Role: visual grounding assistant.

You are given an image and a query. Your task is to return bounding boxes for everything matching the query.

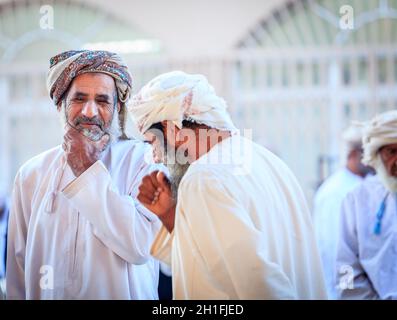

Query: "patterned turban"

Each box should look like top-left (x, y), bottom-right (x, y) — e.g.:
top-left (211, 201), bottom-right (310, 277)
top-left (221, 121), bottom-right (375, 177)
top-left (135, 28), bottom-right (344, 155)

top-left (128, 71), bottom-right (237, 139)
top-left (362, 110), bottom-right (397, 167)
top-left (47, 50), bottom-right (132, 106)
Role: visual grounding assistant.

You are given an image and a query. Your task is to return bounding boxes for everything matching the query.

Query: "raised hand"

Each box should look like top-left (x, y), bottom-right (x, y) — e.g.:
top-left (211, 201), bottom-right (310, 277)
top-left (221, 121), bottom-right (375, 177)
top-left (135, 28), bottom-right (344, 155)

top-left (138, 170), bottom-right (176, 232)
top-left (63, 125), bottom-right (110, 177)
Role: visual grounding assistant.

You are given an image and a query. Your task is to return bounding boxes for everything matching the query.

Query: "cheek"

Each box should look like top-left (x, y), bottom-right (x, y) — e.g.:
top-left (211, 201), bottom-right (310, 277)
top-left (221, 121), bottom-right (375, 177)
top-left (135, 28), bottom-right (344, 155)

top-left (150, 140), bottom-right (165, 162)
top-left (66, 107), bottom-right (79, 122)
top-left (390, 157), bottom-right (397, 173)
top-left (99, 109), bottom-right (113, 124)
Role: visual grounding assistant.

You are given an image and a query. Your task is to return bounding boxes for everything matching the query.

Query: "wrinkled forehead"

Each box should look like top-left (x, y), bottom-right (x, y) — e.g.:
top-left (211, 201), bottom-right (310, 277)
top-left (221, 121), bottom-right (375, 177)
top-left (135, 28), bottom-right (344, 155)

top-left (68, 72), bottom-right (116, 96)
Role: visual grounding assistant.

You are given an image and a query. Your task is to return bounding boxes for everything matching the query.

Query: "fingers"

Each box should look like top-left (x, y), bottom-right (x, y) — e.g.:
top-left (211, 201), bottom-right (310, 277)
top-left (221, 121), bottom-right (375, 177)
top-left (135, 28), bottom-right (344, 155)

top-left (156, 171), bottom-right (170, 188)
top-left (97, 134), bottom-right (110, 151)
top-left (137, 193), bottom-right (153, 205)
top-left (139, 171), bottom-right (165, 206)
top-left (64, 124), bottom-right (81, 139)
top-left (149, 171), bottom-right (162, 191)
top-left (138, 188), bottom-right (161, 205)
top-left (141, 174), bottom-right (157, 193)
top-left (138, 186), bottom-right (158, 199)
top-left (101, 134), bottom-right (110, 144)
top-left (64, 126), bottom-right (84, 148)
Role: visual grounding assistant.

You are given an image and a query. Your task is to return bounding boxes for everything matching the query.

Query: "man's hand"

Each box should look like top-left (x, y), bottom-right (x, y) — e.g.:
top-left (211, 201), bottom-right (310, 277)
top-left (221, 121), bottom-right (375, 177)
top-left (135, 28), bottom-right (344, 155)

top-left (138, 170), bottom-right (176, 233)
top-left (63, 125), bottom-right (110, 177)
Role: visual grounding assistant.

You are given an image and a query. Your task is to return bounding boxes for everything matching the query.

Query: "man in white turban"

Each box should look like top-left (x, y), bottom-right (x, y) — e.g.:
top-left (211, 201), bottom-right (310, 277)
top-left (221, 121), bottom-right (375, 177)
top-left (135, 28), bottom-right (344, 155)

top-left (129, 71), bottom-right (327, 299)
top-left (6, 50), bottom-right (162, 299)
top-left (313, 123), bottom-right (372, 299)
top-left (336, 110), bottom-right (397, 299)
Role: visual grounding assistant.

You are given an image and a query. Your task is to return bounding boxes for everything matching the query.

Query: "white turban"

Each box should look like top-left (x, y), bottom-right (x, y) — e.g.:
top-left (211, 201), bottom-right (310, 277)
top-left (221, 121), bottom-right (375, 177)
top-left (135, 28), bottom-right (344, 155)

top-left (339, 122), bottom-right (364, 164)
top-left (362, 110), bottom-right (397, 167)
top-left (128, 71), bottom-right (237, 138)
top-left (342, 122), bottom-right (363, 146)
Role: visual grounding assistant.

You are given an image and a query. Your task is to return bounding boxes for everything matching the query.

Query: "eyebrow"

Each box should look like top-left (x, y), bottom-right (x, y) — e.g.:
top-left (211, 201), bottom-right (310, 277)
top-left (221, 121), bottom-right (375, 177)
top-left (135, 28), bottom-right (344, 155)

top-left (143, 133), bottom-right (157, 144)
top-left (95, 94), bottom-right (112, 101)
top-left (72, 91), bottom-right (89, 98)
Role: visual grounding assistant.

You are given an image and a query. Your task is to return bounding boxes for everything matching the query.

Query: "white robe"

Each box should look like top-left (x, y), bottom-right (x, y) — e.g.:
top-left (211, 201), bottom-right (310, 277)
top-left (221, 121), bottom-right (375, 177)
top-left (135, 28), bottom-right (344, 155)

top-left (152, 135), bottom-right (327, 299)
top-left (313, 168), bottom-right (363, 299)
top-left (6, 139), bottom-right (162, 299)
top-left (336, 175), bottom-right (397, 299)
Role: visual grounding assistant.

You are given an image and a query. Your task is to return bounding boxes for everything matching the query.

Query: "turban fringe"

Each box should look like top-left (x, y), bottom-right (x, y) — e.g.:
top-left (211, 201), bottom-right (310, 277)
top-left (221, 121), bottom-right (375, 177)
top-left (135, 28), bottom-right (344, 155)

top-left (47, 50), bottom-right (132, 106)
top-left (128, 71), bottom-right (237, 139)
top-left (362, 110), bottom-right (397, 167)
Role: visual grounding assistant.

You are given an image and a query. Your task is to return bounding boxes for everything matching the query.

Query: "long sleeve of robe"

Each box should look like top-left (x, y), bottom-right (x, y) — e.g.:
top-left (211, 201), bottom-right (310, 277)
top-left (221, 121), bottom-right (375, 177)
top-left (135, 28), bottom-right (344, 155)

top-left (62, 160), bottom-right (158, 265)
top-left (152, 135), bottom-right (327, 300)
top-left (7, 140), bottom-right (162, 299)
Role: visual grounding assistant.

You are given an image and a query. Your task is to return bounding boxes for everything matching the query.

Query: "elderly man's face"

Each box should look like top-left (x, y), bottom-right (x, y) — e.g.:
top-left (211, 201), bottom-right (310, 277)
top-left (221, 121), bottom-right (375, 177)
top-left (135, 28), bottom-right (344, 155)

top-left (144, 130), bottom-right (166, 164)
top-left (62, 73), bottom-right (119, 140)
top-left (144, 121), bottom-right (192, 200)
top-left (379, 143), bottom-right (397, 177)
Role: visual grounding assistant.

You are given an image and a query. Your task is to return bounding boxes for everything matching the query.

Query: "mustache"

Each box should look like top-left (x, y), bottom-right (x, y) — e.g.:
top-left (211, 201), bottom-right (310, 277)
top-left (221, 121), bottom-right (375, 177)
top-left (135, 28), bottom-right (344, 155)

top-left (73, 116), bottom-right (105, 131)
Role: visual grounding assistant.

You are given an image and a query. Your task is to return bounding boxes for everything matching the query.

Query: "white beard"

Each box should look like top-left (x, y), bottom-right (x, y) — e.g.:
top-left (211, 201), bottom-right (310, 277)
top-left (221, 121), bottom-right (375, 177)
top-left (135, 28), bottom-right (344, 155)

top-left (373, 155), bottom-right (397, 192)
top-left (60, 102), bottom-right (121, 144)
top-left (164, 150), bottom-right (190, 201)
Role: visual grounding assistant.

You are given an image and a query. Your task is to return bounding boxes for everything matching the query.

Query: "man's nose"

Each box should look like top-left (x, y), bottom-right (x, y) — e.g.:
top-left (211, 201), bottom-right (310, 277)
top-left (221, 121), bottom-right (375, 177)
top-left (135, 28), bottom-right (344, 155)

top-left (81, 101), bottom-right (99, 118)
top-left (153, 151), bottom-right (162, 164)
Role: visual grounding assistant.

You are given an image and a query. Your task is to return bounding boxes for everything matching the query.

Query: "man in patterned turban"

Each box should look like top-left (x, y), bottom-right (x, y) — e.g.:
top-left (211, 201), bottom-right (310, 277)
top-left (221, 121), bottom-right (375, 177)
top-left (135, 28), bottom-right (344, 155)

top-left (6, 50), bottom-right (162, 299)
top-left (47, 50), bottom-right (133, 143)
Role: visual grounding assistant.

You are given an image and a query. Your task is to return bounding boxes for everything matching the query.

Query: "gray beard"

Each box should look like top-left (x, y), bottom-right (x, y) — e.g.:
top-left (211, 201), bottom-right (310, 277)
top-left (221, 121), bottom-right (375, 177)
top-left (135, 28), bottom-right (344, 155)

top-left (165, 160), bottom-right (190, 201)
top-left (60, 102), bottom-right (121, 144)
top-left (374, 155), bottom-right (397, 192)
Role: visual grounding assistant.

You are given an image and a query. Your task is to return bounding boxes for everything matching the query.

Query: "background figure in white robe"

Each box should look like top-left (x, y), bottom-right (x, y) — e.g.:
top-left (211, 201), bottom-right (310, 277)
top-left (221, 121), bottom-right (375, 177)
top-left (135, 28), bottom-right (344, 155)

top-left (336, 110), bottom-right (397, 299)
top-left (129, 71), bottom-right (327, 299)
top-left (313, 123), bottom-right (372, 299)
top-left (6, 50), bottom-right (161, 299)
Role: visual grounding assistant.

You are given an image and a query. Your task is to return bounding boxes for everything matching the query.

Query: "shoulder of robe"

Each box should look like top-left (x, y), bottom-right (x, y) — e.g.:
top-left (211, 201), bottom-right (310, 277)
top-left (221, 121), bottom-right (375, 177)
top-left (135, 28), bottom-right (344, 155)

top-left (343, 174), bottom-right (384, 207)
top-left (111, 138), bottom-right (155, 165)
top-left (179, 166), bottom-right (230, 196)
top-left (16, 145), bottom-right (63, 184)
top-left (314, 170), bottom-right (343, 200)
top-left (112, 138), bottom-right (148, 154)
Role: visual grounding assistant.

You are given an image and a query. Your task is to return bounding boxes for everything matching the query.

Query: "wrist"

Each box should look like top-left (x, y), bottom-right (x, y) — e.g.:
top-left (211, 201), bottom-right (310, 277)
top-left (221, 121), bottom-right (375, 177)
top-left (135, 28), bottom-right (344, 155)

top-left (159, 204), bottom-right (176, 233)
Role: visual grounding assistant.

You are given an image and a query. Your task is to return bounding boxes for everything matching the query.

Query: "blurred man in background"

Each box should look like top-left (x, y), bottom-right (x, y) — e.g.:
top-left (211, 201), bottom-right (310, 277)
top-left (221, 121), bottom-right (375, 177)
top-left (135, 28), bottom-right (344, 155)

top-left (6, 50), bottom-right (161, 299)
top-left (336, 110), bottom-right (397, 299)
top-left (130, 71), bottom-right (327, 299)
top-left (0, 185), bottom-right (9, 299)
top-left (313, 122), bottom-right (372, 299)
